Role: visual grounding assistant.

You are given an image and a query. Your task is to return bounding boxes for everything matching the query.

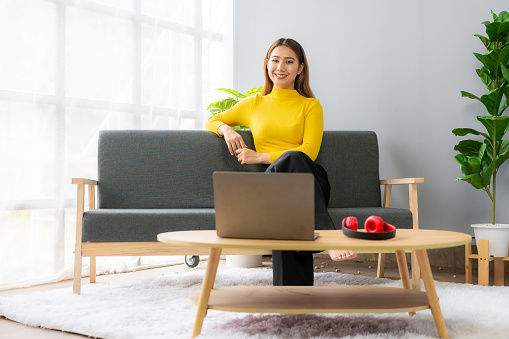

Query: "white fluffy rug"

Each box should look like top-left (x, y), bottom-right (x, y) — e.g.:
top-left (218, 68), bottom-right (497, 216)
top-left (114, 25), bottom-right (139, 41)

top-left (0, 268), bottom-right (508, 339)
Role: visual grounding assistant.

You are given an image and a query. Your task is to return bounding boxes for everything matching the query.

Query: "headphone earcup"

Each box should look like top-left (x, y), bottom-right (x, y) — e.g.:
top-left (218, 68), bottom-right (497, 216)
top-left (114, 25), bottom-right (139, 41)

top-left (342, 216), bottom-right (358, 231)
top-left (365, 216), bottom-right (385, 233)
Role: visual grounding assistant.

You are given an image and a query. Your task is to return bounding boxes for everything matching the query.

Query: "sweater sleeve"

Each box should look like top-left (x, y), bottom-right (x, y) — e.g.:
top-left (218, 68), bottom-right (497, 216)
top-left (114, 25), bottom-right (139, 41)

top-left (269, 99), bottom-right (324, 162)
top-left (205, 96), bottom-right (253, 135)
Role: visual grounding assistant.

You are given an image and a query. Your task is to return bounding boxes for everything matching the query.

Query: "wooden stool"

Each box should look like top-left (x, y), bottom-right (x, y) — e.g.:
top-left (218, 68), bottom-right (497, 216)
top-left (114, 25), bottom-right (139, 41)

top-left (465, 239), bottom-right (509, 286)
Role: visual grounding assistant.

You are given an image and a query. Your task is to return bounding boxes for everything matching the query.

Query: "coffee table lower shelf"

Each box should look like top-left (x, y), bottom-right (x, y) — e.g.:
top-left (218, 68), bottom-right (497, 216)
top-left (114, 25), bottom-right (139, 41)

top-left (190, 286), bottom-right (430, 314)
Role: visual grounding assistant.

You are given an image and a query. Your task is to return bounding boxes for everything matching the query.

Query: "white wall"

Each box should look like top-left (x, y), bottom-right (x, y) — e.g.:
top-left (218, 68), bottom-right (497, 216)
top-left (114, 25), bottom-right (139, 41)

top-left (234, 0), bottom-right (509, 234)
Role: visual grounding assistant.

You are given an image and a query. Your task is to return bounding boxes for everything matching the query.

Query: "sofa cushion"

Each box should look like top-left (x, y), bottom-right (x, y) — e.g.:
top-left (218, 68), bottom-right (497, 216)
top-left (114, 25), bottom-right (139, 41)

top-left (82, 209), bottom-right (215, 242)
top-left (82, 207), bottom-right (412, 243)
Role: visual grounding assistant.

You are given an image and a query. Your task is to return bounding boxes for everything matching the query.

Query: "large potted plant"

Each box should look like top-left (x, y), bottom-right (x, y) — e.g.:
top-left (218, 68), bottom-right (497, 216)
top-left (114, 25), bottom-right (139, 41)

top-left (453, 10), bottom-right (509, 257)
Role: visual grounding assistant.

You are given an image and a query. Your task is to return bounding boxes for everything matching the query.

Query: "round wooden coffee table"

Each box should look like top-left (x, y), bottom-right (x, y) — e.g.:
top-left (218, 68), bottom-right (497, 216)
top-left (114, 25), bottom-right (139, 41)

top-left (158, 229), bottom-right (471, 339)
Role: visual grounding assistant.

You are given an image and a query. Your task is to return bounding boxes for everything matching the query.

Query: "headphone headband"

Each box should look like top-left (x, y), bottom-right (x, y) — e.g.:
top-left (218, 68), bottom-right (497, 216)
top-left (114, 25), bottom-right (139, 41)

top-left (342, 216), bottom-right (396, 240)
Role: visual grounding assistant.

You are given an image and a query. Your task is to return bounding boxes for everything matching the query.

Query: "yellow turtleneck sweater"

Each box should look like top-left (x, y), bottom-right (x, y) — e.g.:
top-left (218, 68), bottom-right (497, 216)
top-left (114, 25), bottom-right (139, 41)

top-left (205, 88), bottom-right (323, 163)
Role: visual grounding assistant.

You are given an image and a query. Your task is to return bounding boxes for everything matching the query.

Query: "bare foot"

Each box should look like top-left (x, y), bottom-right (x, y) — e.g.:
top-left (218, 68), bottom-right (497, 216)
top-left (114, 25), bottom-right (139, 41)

top-left (328, 250), bottom-right (357, 261)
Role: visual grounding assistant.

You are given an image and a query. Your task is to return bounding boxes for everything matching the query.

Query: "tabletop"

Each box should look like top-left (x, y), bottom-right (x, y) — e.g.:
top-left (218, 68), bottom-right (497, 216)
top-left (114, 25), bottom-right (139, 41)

top-left (157, 229), bottom-right (472, 251)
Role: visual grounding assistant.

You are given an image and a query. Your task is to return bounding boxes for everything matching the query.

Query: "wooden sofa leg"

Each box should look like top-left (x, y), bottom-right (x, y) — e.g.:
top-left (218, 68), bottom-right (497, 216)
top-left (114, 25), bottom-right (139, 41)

top-left (465, 242), bottom-right (473, 284)
top-left (73, 250), bottom-right (82, 294)
top-left (90, 256), bottom-right (97, 283)
top-left (377, 253), bottom-right (386, 278)
top-left (478, 240), bottom-right (490, 286)
top-left (73, 182), bottom-right (85, 295)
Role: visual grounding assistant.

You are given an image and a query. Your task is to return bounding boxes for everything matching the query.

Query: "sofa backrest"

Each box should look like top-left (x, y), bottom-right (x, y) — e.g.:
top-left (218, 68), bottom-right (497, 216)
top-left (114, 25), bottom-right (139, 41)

top-left (315, 131), bottom-right (381, 208)
top-left (97, 130), bottom-right (381, 209)
top-left (97, 130), bottom-right (259, 209)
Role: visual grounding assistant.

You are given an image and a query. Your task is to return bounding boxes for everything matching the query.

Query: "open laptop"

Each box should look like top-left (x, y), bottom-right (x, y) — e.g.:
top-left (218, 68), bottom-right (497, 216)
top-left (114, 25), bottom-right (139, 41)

top-left (213, 171), bottom-right (317, 240)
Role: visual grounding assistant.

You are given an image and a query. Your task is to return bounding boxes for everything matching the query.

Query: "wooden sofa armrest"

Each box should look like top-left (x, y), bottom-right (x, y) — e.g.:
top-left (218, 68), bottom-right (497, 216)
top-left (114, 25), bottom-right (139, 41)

top-left (380, 177), bottom-right (424, 185)
top-left (72, 178), bottom-right (98, 210)
top-left (379, 177), bottom-right (424, 229)
top-left (379, 177), bottom-right (424, 288)
top-left (72, 178), bottom-right (98, 186)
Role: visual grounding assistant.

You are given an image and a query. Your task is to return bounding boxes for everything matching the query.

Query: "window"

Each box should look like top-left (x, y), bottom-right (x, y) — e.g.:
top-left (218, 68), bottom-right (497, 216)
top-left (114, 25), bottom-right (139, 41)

top-left (0, 0), bottom-right (233, 289)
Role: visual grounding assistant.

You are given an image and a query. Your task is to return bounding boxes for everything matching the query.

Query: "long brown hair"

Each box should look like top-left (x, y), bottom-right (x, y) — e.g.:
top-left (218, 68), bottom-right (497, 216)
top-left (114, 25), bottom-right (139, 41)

top-left (261, 38), bottom-right (315, 98)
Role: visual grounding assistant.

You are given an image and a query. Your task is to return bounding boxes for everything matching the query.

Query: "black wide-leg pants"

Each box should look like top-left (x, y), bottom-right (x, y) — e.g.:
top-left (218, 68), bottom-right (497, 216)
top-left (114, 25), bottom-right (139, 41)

top-left (260, 151), bottom-right (336, 286)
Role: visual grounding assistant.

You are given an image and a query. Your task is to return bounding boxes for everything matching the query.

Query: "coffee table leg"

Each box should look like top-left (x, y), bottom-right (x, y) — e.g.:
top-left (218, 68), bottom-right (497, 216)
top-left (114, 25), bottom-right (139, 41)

top-left (395, 250), bottom-right (415, 316)
top-left (192, 247), bottom-right (222, 338)
top-left (415, 249), bottom-right (448, 339)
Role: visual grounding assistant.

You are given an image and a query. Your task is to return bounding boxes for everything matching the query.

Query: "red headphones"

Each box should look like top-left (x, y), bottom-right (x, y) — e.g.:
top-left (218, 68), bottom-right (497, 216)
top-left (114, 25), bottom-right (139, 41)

top-left (342, 216), bottom-right (396, 240)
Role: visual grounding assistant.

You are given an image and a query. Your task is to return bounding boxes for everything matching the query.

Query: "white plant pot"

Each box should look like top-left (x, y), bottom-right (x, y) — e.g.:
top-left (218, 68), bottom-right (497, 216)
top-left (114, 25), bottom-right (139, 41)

top-left (471, 224), bottom-right (509, 257)
top-left (226, 255), bottom-right (263, 268)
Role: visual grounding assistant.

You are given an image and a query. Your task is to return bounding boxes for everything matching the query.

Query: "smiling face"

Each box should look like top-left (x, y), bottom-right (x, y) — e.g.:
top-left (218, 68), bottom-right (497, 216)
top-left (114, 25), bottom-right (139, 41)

top-left (266, 45), bottom-right (304, 90)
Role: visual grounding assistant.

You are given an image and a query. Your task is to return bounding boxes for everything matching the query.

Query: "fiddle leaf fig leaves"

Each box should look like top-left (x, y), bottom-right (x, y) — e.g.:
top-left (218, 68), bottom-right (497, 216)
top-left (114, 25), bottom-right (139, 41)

top-left (454, 139), bottom-right (484, 157)
top-left (474, 34), bottom-right (496, 51)
top-left (452, 127), bottom-right (489, 140)
top-left (477, 67), bottom-right (496, 90)
top-left (477, 116), bottom-right (509, 142)
top-left (486, 20), bottom-right (509, 42)
top-left (455, 11), bottom-right (509, 224)
top-left (481, 45), bottom-right (509, 76)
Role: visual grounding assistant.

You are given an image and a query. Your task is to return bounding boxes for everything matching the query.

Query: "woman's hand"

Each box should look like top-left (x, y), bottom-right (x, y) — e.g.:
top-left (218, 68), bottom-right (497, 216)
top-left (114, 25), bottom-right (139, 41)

top-left (218, 124), bottom-right (247, 156)
top-left (235, 148), bottom-right (270, 165)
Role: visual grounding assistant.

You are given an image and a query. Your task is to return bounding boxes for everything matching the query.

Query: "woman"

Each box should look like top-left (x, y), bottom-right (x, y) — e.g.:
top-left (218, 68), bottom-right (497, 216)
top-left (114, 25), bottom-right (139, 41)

top-left (206, 38), bottom-right (356, 286)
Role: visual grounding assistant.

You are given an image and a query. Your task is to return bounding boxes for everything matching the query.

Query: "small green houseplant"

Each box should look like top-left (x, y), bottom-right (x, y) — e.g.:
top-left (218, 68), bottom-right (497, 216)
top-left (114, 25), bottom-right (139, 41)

top-left (207, 86), bottom-right (262, 130)
top-left (453, 10), bottom-right (509, 256)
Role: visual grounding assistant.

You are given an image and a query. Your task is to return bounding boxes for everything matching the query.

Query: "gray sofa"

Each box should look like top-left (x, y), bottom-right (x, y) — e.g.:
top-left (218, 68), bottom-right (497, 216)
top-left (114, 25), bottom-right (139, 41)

top-left (72, 130), bottom-right (423, 294)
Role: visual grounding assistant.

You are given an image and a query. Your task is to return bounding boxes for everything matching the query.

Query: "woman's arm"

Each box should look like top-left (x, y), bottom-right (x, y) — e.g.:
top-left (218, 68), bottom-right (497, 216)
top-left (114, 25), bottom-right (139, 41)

top-left (235, 148), bottom-right (271, 165)
top-left (206, 97), bottom-right (264, 159)
top-left (218, 124), bottom-right (247, 156)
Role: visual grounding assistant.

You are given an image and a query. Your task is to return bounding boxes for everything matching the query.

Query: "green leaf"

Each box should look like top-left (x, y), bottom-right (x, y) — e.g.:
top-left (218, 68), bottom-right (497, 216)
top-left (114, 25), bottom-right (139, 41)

top-left (206, 97), bottom-right (238, 114)
top-left (476, 68), bottom-right (496, 90)
top-left (459, 159), bottom-right (485, 188)
top-left (460, 91), bottom-right (481, 101)
top-left (496, 142), bottom-right (509, 167)
top-left (481, 45), bottom-right (509, 76)
top-left (454, 154), bottom-right (468, 165)
top-left (474, 52), bottom-right (484, 64)
top-left (454, 140), bottom-right (483, 156)
top-left (474, 34), bottom-right (496, 51)
top-left (497, 11), bottom-right (509, 22)
top-left (232, 125), bottom-right (249, 131)
top-left (216, 88), bottom-right (246, 99)
top-left (504, 84), bottom-right (509, 101)
top-left (501, 64), bottom-right (509, 85)
top-left (502, 86), bottom-right (509, 115)
top-left (491, 10), bottom-right (498, 21)
top-left (245, 86), bottom-right (262, 97)
top-left (453, 154), bottom-right (486, 189)
top-left (452, 127), bottom-right (489, 139)
top-left (498, 98), bottom-right (509, 115)
top-left (477, 115), bottom-right (509, 142)
top-left (481, 158), bottom-right (497, 186)
top-left (455, 174), bottom-right (485, 189)
top-left (486, 21), bottom-right (509, 42)
top-left (480, 87), bottom-right (505, 116)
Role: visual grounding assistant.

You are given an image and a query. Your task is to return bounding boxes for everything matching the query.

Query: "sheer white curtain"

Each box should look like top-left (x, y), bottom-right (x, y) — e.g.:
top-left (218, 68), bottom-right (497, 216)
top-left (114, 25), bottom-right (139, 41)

top-left (0, 0), bottom-right (233, 289)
